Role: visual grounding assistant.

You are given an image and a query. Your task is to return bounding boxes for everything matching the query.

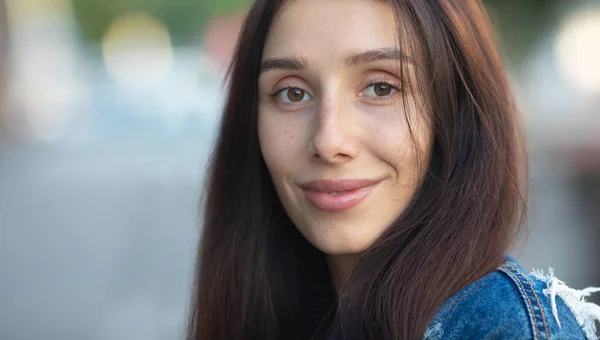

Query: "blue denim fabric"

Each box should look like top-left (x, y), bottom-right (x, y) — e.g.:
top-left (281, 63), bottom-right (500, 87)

top-left (327, 256), bottom-right (598, 339)
top-left (424, 256), bottom-right (597, 339)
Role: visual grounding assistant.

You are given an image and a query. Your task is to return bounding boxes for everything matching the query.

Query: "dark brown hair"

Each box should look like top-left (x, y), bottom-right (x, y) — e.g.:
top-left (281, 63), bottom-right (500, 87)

top-left (187, 0), bottom-right (528, 339)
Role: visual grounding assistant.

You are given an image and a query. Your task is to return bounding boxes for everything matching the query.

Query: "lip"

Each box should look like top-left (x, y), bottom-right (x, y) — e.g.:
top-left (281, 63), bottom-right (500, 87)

top-left (297, 178), bottom-right (384, 211)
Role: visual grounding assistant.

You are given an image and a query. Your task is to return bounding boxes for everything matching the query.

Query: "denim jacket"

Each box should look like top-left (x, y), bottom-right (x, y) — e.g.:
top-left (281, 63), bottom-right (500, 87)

top-left (328, 256), bottom-right (599, 339)
top-left (424, 256), bottom-right (600, 339)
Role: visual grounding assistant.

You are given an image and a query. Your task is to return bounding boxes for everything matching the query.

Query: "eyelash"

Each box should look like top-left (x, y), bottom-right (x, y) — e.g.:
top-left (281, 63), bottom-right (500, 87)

top-left (269, 83), bottom-right (297, 98)
top-left (268, 78), bottom-right (402, 105)
top-left (363, 79), bottom-right (402, 100)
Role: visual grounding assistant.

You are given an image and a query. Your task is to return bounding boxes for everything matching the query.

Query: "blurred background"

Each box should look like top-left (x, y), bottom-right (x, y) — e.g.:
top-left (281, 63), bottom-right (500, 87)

top-left (0, 0), bottom-right (598, 339)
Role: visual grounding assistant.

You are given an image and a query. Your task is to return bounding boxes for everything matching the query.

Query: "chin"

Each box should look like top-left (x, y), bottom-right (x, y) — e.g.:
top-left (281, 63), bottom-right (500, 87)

top-left (303, 223), bottom-right (380, 256)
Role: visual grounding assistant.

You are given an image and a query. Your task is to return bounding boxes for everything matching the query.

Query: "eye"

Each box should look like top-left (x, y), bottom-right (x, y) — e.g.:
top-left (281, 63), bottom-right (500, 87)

top-left (276, 87), bottom-right (312, 103)
top-left (362, 82), bottom-right (399, 98)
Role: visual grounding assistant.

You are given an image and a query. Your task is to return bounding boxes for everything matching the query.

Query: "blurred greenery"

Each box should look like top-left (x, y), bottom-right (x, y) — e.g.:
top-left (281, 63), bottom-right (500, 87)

top-left (71, 0), bottom-right (571, 64)
top-left (483, 0), bottom-right (567, 65)
top-left (213, 0), bottom-right (253, 14)
top-left (71, 0), bottom-right (252, 45)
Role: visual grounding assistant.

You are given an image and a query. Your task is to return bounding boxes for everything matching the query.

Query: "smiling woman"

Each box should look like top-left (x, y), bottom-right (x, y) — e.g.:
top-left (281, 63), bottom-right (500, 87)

top-left (187, 0), bottom-right (599, 339)
top-left (257, 3), bottom-right (431, 278)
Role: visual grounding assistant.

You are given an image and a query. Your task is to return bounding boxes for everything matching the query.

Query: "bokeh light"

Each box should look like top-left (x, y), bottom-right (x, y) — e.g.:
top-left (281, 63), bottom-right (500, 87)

top-left (102, 12), bottom-right (173, 92)
top-left (555, 8), bottom-right (600, 96)
top-left (5, 0), bottom-right (71, 27)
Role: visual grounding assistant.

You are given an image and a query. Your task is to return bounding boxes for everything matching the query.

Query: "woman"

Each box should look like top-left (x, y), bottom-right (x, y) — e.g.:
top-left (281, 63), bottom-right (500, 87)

top-left (188, 0), bottom-right (599, 339)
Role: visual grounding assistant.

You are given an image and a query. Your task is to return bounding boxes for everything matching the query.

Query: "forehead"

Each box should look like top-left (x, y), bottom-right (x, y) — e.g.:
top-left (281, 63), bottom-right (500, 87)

top-left (262, 0), bottom-right (400, 60)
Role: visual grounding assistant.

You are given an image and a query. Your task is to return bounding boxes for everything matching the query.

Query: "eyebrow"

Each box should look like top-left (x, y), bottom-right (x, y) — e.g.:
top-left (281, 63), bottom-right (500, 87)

top-left (260, 48), bottom-right (413, 73)
top-left (345, 48), bottom-right (413, 67)
top-left (260, 57), bottom-right (307, 72)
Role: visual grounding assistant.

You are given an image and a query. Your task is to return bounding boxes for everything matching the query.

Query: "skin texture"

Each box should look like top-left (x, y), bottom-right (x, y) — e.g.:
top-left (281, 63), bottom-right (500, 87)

top-left (257, 0), bottom-right (433, 287)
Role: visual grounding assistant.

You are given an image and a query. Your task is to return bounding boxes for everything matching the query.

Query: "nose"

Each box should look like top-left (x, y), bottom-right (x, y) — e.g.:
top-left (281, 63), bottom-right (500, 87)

top-left (309, 98), bottom-right (359, 164)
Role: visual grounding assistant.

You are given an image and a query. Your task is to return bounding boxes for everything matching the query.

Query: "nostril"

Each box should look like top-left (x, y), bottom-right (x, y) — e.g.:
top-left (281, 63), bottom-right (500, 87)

top-left (312, 152), bottom-right (352, 164)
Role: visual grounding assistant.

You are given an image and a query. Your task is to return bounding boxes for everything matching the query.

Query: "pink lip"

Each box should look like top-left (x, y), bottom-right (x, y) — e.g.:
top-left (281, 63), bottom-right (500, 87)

top-left (298, 178), bottom-right (384, 211)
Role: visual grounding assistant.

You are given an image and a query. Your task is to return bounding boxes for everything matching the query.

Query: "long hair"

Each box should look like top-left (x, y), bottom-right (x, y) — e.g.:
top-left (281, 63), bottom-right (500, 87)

top-left (187, 0), bottom-right (528, 339)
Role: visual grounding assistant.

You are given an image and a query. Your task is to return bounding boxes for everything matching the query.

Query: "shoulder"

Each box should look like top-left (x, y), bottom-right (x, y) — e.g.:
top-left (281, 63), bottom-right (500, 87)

top-left (426, 256), bottom-right (600, 340)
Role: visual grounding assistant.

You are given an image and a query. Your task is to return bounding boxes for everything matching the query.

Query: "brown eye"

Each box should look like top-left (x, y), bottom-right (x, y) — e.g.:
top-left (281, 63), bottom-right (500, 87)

top-left (287, 88), bottom-right (305, 102)
top-left (374, 84), bottom-right (392, 96)
top-left (361, 82), bottom-right (399, 99)
top-left (275, 87), bottom-right (311, 104)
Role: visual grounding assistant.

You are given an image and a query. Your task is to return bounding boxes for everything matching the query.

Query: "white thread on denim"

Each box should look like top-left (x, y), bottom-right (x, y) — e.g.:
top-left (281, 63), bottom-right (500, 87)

top-left (531, 268), bottom-right (600, 340)
top-left (423, 322), bottom-right (443, 340)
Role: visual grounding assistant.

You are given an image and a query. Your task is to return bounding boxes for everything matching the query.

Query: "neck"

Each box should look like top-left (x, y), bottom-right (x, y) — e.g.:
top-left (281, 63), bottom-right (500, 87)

top-left (327, 253), bottom-right (361, 295)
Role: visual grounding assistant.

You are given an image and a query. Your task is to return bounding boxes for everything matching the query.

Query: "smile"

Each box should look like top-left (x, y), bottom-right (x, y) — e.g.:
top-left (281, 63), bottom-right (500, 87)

top-left (297, 178), bottom-right (383, 211)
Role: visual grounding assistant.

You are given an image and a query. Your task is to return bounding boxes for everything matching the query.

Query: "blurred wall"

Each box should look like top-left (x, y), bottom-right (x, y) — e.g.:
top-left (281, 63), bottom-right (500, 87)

top-left (0, 0), bottom-right (7, 137)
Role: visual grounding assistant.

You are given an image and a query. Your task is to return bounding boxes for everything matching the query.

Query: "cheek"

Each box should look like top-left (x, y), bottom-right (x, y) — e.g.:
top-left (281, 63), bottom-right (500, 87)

top-left (258, 112), bottom-right (302, 180)
top-left (370, 113), bottom-right (432, 184)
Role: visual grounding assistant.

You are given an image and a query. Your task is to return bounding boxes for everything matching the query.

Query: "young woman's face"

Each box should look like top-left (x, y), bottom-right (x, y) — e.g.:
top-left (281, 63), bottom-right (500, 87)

top-left (258, 0), bottom-right (432, 255)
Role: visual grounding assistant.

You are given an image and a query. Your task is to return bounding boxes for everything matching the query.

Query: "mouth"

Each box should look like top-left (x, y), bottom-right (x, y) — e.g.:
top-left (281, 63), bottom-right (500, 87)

top-left (297, 178), bottom-right (384, 211)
